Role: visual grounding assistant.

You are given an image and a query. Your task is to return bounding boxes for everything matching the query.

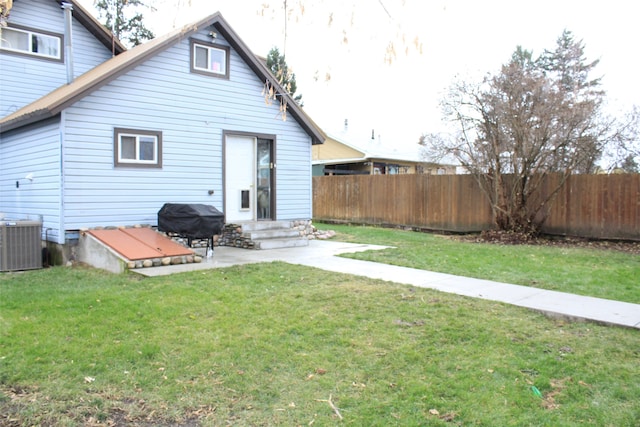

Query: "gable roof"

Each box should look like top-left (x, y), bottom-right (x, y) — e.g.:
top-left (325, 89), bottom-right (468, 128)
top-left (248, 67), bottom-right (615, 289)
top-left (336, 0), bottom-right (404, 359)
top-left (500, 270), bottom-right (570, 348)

top-left (0, 11), bottom-right (325, 144)
top-left (55, 0), bottom-right (126, 55)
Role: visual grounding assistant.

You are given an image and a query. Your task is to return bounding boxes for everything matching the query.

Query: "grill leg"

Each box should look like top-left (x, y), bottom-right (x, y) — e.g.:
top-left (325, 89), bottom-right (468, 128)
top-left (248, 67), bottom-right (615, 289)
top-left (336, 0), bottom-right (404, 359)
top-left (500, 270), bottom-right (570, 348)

top-left (206, 237), bottom-right (214, 258)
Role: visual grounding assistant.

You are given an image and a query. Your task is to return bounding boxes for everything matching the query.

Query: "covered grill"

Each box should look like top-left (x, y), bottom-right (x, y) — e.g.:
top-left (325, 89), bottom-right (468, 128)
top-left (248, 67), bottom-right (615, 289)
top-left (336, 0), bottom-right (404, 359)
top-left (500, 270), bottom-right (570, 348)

top-left (157, 203), bottom-right (225, 251)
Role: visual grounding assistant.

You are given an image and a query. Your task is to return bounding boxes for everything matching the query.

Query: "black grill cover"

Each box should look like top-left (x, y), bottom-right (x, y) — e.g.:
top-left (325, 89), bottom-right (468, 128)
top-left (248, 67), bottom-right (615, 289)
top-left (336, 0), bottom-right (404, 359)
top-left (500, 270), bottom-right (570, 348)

top-left (158, 203), bottom-right (224, 238)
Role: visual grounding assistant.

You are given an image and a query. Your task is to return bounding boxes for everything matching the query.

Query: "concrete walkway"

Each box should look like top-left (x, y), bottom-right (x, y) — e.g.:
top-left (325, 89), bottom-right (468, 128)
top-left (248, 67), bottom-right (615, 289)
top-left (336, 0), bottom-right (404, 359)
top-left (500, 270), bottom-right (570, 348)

top-left (133, 240), bottom-right (640, 329)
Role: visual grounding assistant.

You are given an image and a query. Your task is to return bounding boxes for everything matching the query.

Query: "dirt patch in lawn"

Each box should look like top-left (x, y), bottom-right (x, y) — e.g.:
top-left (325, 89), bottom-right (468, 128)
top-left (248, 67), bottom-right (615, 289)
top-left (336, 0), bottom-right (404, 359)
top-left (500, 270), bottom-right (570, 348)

top-left (452, 230), bottom-right (640, 255)
top-left (0, 385), bottom-right (211, 427)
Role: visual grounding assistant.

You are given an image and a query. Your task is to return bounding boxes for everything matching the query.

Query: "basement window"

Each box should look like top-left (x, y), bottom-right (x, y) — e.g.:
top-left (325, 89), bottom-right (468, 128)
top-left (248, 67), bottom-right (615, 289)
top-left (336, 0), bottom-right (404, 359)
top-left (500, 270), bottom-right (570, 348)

top-left (190, 39), bottom-right (229, 78)
top-left (0, 25), bottom-right (62, 61)
top-left (114, 128), bottom-right (162, 168)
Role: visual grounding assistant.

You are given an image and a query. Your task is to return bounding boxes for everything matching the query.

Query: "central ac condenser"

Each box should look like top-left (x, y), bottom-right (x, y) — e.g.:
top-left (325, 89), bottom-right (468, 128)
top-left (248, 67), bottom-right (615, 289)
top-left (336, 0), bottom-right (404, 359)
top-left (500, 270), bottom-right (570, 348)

top-left (0, 220), bottom-right (43, 272)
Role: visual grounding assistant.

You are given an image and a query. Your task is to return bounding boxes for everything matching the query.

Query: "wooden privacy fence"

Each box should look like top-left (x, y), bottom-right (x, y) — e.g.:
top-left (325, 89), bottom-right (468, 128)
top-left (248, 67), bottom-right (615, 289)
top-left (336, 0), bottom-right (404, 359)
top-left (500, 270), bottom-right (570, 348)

top-left (312, 174), bottom-right (640, 241)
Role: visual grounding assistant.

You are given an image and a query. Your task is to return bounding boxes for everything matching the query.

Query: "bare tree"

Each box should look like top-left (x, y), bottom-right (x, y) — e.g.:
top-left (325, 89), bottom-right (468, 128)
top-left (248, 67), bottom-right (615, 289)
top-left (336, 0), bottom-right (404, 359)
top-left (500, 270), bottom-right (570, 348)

top-left (421, 31), bottom-right (638, 234)
top-left (258, 1), bottom-right (423, 76)
top-left (0, 0), bottom-right (12, 27)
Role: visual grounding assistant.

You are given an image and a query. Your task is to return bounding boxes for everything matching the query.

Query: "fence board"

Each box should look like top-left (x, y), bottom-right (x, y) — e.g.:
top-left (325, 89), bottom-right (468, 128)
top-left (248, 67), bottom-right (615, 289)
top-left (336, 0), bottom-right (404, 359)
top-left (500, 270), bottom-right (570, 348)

top-left (312, 174), bottom-right (640, 240)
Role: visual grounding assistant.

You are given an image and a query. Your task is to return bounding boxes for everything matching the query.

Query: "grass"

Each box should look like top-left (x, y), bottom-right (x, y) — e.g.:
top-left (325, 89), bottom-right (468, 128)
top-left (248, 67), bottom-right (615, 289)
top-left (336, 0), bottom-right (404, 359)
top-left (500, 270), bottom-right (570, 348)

top-left (318, 223), bottom-right (640, 304)
top-left (1, 260), bottom-right (639, 426)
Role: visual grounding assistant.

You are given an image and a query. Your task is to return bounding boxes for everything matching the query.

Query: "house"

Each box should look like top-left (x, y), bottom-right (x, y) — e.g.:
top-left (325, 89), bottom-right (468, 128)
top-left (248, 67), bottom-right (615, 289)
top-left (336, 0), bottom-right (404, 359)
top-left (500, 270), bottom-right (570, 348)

top-left (312, 129), bottom-right (456, 176)
top-left (0, 0), bottom-right (325, 264)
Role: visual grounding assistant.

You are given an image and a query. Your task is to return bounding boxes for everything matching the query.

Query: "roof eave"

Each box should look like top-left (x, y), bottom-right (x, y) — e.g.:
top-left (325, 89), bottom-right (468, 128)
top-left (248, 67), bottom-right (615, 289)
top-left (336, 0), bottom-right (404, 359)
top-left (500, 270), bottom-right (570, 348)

top-left (0, 109), bottom-right (57, 133)
top-left (312, 157), bottom-right (368, 165)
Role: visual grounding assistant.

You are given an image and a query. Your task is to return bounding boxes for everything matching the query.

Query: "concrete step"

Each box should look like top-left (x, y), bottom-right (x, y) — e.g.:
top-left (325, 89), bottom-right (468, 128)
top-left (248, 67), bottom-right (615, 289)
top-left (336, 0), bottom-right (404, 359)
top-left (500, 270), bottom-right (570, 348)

top-left (255, 237), bottom-right (309, 250)
top-left (243, 228), bottom-right (301, 240)
top-left (239, 221), bottom-right (292, 232)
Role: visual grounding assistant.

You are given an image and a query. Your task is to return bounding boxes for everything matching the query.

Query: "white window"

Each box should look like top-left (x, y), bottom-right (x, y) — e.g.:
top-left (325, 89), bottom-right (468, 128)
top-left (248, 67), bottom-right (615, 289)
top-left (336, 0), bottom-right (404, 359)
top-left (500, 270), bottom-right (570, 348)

top-left (0, 26), bottom-right (62, 60)
top-left (190, 39), bottom-right (229, 78)
top-left (114, 128), bottom-right (162, 168)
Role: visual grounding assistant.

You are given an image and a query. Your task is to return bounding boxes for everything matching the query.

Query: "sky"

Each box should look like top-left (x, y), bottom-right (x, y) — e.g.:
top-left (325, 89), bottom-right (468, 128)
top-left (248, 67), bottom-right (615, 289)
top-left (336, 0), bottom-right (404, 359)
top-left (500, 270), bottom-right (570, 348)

top-left (78, 0), bottom-right (640, 150)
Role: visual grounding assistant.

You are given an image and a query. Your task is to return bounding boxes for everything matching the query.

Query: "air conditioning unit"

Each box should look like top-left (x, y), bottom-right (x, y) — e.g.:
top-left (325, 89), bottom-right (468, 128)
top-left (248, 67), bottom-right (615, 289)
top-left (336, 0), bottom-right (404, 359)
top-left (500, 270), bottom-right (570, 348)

top-left (0, 220), bottom-right (43, 272)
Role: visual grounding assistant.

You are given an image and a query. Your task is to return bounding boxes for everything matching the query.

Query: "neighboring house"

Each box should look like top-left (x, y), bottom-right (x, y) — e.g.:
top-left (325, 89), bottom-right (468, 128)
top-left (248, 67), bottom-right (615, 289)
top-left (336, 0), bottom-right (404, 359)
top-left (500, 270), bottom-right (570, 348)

top-left (0, 0), bottom-right (324, 261)
top-left (312, 130), bottom-right (456, 176)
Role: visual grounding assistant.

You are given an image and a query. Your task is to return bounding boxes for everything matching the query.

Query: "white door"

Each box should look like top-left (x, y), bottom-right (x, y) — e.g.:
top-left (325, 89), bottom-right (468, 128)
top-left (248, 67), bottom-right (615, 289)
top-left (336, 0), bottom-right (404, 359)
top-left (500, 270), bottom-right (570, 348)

top-left (225, 135), bottom-right (256, 222)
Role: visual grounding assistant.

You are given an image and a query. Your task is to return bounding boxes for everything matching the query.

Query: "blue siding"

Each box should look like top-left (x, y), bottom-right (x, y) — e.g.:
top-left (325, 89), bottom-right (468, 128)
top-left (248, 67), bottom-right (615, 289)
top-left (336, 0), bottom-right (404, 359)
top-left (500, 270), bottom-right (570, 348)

top-left (60, 30), bottom-right (313, 232)
top-left (0, 0), bottom-right (115, 117)
top-left (0, 118), bottom-right (63, 242)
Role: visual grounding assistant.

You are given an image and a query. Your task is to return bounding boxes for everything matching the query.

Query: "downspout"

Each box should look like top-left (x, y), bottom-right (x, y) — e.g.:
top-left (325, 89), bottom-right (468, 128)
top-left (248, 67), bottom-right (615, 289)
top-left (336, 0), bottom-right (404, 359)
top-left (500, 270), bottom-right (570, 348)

top-left (61, 2), bottom-right (74, 84)
top-left (58, 112), bottom-right (66, 246)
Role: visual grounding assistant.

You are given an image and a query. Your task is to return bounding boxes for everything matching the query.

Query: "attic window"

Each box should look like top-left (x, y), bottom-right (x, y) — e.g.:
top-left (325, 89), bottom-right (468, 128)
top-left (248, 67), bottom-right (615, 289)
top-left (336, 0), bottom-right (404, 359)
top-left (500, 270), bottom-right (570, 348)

top-left (114, 128), bottom-right (162, 168)
top-left (0, 25), bottom-right (62, 61)
top-left (190, 39), bottom-right (229, 78)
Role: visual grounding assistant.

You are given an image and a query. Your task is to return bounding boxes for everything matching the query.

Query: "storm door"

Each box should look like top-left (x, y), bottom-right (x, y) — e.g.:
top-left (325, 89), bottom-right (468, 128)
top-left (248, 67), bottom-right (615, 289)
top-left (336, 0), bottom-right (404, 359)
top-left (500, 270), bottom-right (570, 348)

top-left (256, 138), bottom-right (274, 220)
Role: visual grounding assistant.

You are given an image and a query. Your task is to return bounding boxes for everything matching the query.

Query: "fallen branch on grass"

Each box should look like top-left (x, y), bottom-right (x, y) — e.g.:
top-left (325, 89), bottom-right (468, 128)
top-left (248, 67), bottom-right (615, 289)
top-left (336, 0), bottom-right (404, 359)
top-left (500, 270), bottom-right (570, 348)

top-left (316, 394), bottom-right (343, 420)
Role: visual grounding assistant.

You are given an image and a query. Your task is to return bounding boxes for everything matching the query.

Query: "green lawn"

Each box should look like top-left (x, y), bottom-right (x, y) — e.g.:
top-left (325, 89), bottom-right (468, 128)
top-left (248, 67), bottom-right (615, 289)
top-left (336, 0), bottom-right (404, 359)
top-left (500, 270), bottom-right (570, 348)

top-left (1, 260), bottom-right (639, 426)
top-left (319, 223), bottom-right (640, 304)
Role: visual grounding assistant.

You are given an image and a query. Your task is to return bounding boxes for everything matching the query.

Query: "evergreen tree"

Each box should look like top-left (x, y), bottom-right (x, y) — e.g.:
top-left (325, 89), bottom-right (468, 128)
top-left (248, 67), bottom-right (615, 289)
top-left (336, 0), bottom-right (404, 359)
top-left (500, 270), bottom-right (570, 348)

top-left (538, 30), bottom-right (602, 92)
top-left (619, 154), bottom-right (639, 173)
top-left (266, 47), bottom-right (303, 106)
top-left (95, 0), bottom-right (154, 47)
